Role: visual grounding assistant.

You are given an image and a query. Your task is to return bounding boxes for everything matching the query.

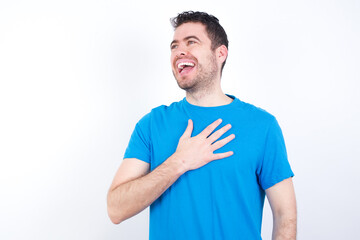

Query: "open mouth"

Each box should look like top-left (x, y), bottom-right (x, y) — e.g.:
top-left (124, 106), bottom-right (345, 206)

top-left (177, 61), bottom-right (195, 74)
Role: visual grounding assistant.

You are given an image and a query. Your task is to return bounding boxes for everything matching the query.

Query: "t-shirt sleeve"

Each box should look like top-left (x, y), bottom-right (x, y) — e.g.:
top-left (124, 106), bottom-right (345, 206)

top-left (123, 112), bottom-right (152, 164)
top-left (258, 117), bottom-right (294, 190)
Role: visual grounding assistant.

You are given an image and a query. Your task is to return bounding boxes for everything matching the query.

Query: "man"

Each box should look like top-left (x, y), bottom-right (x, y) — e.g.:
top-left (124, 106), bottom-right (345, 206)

top-left (107, 11), bottom-right (297, 240)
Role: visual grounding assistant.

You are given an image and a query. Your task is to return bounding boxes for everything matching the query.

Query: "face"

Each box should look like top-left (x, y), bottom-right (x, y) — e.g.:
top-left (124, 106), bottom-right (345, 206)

top-left (170, 22), bottom-right (220, 93)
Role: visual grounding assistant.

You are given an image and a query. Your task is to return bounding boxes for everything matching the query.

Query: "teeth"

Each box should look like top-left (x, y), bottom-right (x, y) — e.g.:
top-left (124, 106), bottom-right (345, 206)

top-left (177, 62), bottom-right (195, 69)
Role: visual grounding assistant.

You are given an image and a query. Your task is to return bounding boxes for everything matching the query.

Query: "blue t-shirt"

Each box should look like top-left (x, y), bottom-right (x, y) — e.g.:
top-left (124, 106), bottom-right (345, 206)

top-left (124, 95), bottom-right (294, 240)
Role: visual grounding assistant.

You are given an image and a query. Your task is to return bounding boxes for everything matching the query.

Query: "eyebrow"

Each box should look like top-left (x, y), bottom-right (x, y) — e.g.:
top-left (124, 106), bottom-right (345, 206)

top-left (170, 35), bottom-right (201, 47)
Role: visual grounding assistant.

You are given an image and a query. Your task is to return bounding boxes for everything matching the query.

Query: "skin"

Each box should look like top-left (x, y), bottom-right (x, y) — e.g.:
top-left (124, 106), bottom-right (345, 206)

top-left (170, 24), bottom-right (218, 94)
top-left (107, 22), bottom-right (297, 239)
top-left (266, 178), bottom-right (297, 240)
top-left (170, 22), bottom-right (232, 107)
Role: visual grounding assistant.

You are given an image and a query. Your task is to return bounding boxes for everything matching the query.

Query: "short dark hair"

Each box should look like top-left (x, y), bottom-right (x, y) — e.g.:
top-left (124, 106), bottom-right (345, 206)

top-left (170, 11), bottom-right (229, 72)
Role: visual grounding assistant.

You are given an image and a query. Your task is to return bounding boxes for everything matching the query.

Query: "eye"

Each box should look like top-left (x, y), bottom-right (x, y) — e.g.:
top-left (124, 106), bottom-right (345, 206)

top-left (188, 40), bottom-right (195, 45)
top-left (171, 44), bottom-right (178, 50)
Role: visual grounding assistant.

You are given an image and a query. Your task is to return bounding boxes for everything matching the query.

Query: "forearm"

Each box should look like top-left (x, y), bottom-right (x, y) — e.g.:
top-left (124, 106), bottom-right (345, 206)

top-left (272, 214), bottom-right (297, 240)
top-left (107, 155), bottom-right (185, 224)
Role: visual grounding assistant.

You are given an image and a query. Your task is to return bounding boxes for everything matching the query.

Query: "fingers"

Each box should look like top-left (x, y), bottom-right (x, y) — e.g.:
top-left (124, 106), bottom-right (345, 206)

top-left (212, 151), bottom-right (234, 160)
top-left (200, 119), bottom-right (222, 138)
top-left (211, 133), bottom-right (235, 150)
top-left (207, 123), bottom-right (232, 143)
top-left (181, 119), bottom-right (193, 138)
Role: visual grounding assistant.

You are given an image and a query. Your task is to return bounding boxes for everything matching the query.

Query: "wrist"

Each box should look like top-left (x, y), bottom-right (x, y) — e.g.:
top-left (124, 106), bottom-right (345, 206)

top-left (166, 153), bottom-right (188, 176)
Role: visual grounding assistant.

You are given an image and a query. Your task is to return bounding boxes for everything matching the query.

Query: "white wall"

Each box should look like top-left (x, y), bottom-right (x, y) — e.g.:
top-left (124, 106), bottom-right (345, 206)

top-left (0, 0), bottom-right (359, 239)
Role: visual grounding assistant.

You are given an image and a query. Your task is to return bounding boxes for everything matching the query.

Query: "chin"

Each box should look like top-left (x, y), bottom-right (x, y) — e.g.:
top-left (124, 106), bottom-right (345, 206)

top-left (176, 79), bottom-right (197, 91)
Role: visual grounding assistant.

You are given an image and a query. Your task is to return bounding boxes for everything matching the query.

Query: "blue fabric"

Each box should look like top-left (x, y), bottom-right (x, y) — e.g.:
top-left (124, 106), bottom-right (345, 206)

top-left (124, 95), bottom-right (294, 240)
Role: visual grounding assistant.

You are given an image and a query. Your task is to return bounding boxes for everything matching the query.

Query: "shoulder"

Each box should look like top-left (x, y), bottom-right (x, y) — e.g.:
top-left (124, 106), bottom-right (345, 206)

top-left (145, 99), bottom-right (184, 120)
top-left (235, 100), bottom-right (285, 140)
top-left (235, 98), bottom-right (277, 125)
top-left (151, 99), bottom-right (183, 113)
top-left (137, 99), bottom-right (183, 125)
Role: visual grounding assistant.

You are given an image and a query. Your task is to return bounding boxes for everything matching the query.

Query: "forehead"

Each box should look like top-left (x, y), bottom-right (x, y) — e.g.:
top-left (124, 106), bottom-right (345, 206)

top-left (172, 22), bottom-right (210, 42)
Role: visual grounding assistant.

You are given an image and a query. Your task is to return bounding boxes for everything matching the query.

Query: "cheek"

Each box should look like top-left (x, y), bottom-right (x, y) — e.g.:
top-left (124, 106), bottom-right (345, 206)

top-left (170, 54), bottom-right (176, 67)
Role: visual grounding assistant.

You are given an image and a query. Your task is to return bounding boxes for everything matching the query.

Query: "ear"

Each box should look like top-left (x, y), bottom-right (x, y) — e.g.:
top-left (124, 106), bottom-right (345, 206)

top-left (216, 45), bottom-right (228, 65)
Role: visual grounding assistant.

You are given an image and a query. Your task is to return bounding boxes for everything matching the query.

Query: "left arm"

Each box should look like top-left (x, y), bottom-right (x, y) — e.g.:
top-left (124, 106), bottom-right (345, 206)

top-left (265, 177), bottom-right (297, 240)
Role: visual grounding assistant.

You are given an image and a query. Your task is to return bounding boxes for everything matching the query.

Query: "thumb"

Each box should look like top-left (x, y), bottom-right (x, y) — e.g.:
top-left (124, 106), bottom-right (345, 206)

top-left (182, 119), bottom-right (193, 138)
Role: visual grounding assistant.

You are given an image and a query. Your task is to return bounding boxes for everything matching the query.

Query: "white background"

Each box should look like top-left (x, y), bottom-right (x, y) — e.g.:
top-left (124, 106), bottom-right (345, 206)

top-left (1, 0), bottom-right (359, 239)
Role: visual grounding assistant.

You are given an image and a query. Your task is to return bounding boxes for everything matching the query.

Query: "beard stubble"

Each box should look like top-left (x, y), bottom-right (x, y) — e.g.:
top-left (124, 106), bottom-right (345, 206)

top-left (173, 52), bottom-right (218, 94)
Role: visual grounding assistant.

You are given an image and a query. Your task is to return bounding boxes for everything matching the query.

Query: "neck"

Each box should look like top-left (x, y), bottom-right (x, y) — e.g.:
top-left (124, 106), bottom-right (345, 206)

top-left (185, 85), bottom-right (233, 107)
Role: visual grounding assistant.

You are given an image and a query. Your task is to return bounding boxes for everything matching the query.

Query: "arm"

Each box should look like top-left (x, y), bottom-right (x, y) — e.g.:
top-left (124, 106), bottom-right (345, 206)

top-left (107, 119), bottom-right (235, 224)
top-left (265, 177), bottom-right (297, 240)
top-left (107, 157), bottom-right (183, 224)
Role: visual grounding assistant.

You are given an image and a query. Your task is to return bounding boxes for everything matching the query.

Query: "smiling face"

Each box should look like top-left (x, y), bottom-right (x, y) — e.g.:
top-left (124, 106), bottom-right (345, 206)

top-left (170, 22), bottom-right (221, 93)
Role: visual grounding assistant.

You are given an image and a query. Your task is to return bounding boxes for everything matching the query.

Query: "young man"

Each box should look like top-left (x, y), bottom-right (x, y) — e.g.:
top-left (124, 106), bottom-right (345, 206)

top-left (107, 11), bottom-right (297, 240)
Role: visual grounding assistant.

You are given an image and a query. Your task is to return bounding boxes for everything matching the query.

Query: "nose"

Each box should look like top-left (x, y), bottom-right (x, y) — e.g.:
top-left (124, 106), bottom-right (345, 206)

top-left (175, 44), bottom-right (187, 57)
top-left (174, 50), bottom-right (186, 60)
